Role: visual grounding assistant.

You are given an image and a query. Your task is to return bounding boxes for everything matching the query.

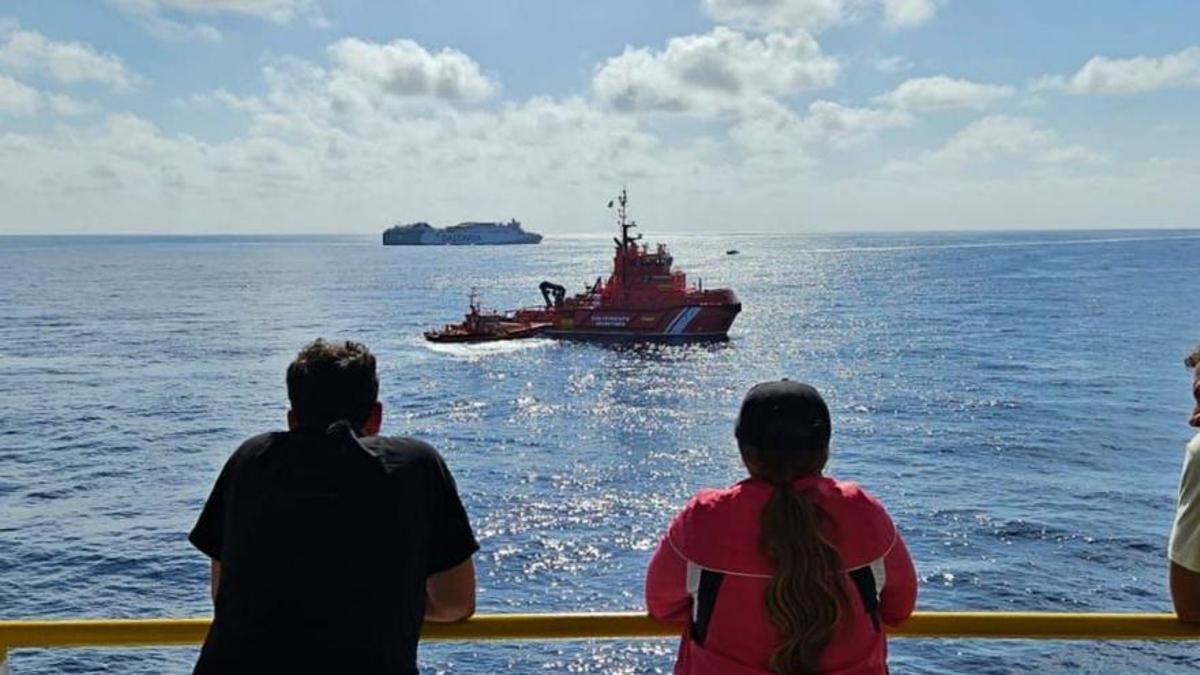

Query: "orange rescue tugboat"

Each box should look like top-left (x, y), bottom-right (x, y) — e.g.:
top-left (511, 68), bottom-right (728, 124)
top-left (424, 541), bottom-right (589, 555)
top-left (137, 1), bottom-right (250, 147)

top-left (424, 293), bottom-right (551, 343)
top-left (427, 188), bottom-right (741, 343)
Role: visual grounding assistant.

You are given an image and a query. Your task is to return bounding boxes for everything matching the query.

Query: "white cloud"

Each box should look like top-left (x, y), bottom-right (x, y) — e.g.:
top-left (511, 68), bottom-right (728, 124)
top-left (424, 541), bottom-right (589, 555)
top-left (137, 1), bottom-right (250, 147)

top-left (882, 0), bottom-right (938, 29)
top-left (730, 99), bottom-right (911, 170)
top-left (0, 94), bottom-right (685, 233)
top-left (933, 115), bottom-right (1053, 162)
top-left (592, 27), bottom-right (838, 117)
top-left (0, 74), bottom-right (91, 116)
top-left (46, 92), bottom-right (92, 115)
top-left (1033, 144), bottom-right (1108, 166)
top-left (0, 35), bottom-right (689, 233)
top-left (1060, 46), bottom-right (1200, 95)
top-left (163, 0), bottom-right (320, 23)
top-left (110, 0), bottom-right (321, 24)
top-left (191, 38), bottom-right (498, 141)
top-left (5, 99), bottom-right (1185, 234)
top-left (802, 100), bottom-right (913, 144)
top-left (701, 0), bottom-right (942, 32)
top-left (326, 38), bottom-right (497, 104)
top-left (0, 73), bottom-right (38, 115)
top-left (108, 0), bottom-right (324, 41)
top-left (875, 75), bottom-right (1014, 110)
top-left (796, 158), bottom-right (1200, 231)
top-left (4, 27), bottom-right (1192, 236)
top-left (107, 1), bottom-right (222, 42)
top-left (1026, 74), bottom-right (1065, 93)
top-left (0, 92), bottom-right (1190, 234)
top-left (884, 115), bottom-right (1107, 175)
top-left (142, 15), bottom-right (223, 43)
top-left (701, 0), bottom-right (856, 32)
top-left (870, 55), bottom-right (913, 73)
top-left (0, 23), bottom-right (142, 90)
top-left (191, 88), bottom-right (260, 112)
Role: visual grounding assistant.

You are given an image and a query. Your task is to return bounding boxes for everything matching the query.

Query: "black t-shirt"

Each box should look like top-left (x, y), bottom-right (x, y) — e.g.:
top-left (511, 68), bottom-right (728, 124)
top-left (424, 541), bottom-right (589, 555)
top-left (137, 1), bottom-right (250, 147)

top-left (188, 425), bottom-right (478, 674)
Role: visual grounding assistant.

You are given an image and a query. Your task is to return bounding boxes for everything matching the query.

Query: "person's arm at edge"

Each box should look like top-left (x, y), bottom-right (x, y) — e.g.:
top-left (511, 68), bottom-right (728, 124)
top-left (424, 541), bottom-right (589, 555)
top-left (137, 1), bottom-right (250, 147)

top-left (421, 441), bottom-right (478, 623)
top-left (880, 530), bottom-right (918, 627)
top-left (645, 527), bottom-right (692, 624)
top-left (1171, 562), bottom-right (1200, 622)
top-left (1170, 434), bottom-right (1200, 621)
top-left (425, 555), bottom-right (476, 622)
top-left (210, 559), bottom-right (221, 605)
top-left (190, 457), bottom-right (234, 609)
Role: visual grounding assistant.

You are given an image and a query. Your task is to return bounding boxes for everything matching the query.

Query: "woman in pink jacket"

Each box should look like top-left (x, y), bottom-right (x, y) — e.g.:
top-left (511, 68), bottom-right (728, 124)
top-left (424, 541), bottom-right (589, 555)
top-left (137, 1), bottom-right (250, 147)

top-left (646, 380), bottom-right (918, 674)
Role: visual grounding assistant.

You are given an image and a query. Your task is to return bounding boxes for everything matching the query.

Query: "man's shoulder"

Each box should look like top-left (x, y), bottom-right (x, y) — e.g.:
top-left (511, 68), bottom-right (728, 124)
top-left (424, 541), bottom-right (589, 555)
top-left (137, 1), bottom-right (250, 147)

top-left (215, 431), bottom-right (283, 467)
top-left (1180, 433), bottom-right (1200, 486)
top-left (1180, 433), bottom-right (1200, 475)
top-left (359, 435), bottom-right (445, 472)
top-left (228, 431), bottom-right (287, 462)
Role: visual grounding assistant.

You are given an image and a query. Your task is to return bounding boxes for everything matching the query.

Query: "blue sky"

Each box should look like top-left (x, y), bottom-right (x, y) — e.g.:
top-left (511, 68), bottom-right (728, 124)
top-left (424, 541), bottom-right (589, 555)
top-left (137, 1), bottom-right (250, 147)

top-left (1, 1), bottom-right (1198, 234)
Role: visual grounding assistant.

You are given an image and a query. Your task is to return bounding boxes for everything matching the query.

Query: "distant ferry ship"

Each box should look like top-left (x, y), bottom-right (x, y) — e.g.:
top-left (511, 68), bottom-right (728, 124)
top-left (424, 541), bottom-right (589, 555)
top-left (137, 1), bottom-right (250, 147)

top-left (382, 219), bottom-right (543, 245)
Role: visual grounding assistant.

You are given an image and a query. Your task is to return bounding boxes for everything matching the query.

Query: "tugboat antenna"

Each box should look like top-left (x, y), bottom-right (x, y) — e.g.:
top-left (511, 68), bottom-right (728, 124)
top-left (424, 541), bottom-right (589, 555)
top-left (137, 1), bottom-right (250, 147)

top-left (616, 186), bottom-right (634, 288)
top-left (617, 186), bottom-right (636, 251)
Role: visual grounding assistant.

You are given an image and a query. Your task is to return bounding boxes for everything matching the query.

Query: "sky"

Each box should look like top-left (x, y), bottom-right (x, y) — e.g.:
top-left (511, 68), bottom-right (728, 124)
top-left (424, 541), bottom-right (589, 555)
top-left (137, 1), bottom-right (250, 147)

top-left (1, 0), bottom-right (1198, 235)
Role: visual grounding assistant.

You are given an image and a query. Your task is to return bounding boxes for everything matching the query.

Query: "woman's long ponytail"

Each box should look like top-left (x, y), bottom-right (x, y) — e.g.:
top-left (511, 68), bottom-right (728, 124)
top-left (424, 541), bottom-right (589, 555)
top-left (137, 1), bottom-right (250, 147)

top-left (760, 484), bottom-right (846, 675)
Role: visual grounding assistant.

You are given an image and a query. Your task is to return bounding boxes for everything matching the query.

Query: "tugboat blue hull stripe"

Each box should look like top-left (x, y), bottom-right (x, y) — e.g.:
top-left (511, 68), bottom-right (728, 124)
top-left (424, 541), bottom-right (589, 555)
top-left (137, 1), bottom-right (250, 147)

top-left (666, 306), bottom-right (701, 335)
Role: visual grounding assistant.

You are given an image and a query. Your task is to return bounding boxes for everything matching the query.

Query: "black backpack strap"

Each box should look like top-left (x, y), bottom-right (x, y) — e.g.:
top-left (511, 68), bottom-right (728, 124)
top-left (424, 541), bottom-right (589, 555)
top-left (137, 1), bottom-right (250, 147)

top-left (686, 560), bottom-right (884, 644)
top-left (687, 565), bottom-right (725, 646)
top-left (849, 565), bottom-right (882, 632)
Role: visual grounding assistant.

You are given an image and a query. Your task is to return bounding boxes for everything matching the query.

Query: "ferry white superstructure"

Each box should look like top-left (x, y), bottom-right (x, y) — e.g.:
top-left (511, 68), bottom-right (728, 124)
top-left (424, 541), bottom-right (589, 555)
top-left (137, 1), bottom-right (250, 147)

top-left (383, 219), bottom-right (542, 245)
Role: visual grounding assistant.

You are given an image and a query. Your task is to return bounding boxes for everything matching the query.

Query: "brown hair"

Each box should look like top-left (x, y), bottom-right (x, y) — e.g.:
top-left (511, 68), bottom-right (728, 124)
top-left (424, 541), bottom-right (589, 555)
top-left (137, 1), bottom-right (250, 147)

top-left (736, 381), bottom-right (847, 674)
top-left (1186, 345), bottom-right (1200, 370)
top-left (286, 338), bottom-right (378, 430)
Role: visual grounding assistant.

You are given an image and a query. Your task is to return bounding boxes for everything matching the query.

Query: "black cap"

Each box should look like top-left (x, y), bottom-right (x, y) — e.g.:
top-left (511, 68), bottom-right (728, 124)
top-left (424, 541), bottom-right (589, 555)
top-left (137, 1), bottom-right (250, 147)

top-left (735, 380), bottom-right (831, 453)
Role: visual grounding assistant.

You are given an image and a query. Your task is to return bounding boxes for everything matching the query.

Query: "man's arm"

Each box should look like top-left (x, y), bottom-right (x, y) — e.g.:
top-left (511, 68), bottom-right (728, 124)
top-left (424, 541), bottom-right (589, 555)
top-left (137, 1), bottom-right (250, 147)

top-left (419, 443), bottom-right (479, 622)
top-left (210, 560), bottom-right (221, 605)
top-left (190, 448), bottom-right (239, 606)
top-left (1172, 562), bottom-right (1200, 622)
top-left (1171, 436), bottom-right (1200, 620)
top-left (425, 556), bottom-right (475, 622)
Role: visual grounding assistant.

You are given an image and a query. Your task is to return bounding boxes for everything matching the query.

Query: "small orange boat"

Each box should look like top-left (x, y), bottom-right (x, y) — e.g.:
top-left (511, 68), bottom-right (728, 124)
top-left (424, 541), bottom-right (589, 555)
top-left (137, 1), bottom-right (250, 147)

top-left (424, 293), bottom-right (551, 343)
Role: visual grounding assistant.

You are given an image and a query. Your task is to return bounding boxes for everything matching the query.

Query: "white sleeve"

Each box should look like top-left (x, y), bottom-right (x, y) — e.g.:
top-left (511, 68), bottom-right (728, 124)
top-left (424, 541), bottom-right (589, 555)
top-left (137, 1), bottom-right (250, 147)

top-left (1170, 434), bottom-right (1200, 572)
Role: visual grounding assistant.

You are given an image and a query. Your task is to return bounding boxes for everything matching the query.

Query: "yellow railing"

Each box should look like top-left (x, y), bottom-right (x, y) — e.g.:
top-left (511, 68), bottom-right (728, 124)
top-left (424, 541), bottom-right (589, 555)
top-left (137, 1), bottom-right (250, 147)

top-left (3, 611), bottom-right (1200, 665)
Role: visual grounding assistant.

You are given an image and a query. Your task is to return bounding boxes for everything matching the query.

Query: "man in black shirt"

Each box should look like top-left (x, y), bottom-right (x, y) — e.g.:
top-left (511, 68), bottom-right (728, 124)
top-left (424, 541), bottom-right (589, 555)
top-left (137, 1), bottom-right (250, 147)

top-left (189, 339), bottom-right (478, 673)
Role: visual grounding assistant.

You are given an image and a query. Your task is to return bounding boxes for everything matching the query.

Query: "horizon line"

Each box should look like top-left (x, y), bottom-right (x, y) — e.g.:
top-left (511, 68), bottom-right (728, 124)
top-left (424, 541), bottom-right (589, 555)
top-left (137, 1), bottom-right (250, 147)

top-left (2, 224), bottom-right (1199, 238)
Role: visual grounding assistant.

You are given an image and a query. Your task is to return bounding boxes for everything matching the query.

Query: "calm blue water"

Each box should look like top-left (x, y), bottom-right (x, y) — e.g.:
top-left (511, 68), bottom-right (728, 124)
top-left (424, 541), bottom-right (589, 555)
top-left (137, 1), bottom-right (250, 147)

top-left (1, 230), bottom-right (1198, 673)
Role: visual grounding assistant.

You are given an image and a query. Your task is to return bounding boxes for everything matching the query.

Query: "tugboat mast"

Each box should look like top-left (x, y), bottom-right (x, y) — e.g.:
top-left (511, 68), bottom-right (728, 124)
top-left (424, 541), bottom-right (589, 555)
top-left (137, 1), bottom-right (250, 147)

top-left (614, 187), bottom-right (641, 288)
top-left (617, 188), bottom-right (631, 247)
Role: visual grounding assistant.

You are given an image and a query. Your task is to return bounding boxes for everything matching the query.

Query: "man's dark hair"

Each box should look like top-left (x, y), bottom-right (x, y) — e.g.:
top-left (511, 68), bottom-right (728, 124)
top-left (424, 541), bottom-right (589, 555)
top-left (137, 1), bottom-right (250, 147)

top-left (1187, 345), bottom-right (1200, 370)
top-left (286, 338), bottom-right (379, 430)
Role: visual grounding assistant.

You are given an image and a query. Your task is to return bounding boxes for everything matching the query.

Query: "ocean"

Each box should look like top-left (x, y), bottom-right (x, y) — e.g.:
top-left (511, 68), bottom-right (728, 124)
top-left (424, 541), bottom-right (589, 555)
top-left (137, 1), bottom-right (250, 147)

top-left (0, 230), bottom-right (1197, 673)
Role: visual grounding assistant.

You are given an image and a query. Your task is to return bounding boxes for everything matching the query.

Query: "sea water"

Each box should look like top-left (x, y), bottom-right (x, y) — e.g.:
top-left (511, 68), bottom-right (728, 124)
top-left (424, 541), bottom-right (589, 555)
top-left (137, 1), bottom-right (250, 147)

top-left (0, 230), bottom-right (1197, 673)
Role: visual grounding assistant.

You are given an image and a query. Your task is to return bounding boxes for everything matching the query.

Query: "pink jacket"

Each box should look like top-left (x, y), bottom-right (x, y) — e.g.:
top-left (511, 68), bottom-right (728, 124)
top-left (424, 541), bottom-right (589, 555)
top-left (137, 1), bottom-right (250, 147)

top-left (646, 476), bottom-right (917, 674)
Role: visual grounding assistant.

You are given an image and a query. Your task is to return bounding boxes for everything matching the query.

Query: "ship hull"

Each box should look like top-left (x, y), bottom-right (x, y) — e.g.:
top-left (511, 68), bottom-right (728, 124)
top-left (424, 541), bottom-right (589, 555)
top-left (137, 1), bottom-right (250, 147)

top-left (544, 330), bottom-right (731, 343)
top-left (518, 300), bottom-right (741, 342)
top-left (384, 229), bottom-right (542, 245)
top-left (425, 322), bottom-right (551, 343)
